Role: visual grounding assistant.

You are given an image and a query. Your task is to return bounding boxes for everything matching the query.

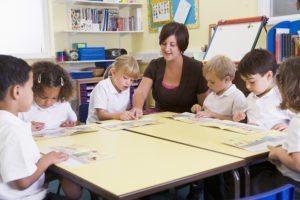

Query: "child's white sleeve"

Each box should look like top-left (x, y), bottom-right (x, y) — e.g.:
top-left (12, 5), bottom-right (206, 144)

top-left (66, 102), bottom-right (77, 121)
top-left (285, 116), bottom-right (300, 153)
top-left (232, 92), bottom-right (248, 114)
top-left (92, 85), bottom-right (108, 110)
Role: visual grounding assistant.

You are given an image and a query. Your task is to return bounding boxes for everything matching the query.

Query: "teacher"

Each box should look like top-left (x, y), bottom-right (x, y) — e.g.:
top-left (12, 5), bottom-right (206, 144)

top-left (132, 22), bottom-right (209, 116)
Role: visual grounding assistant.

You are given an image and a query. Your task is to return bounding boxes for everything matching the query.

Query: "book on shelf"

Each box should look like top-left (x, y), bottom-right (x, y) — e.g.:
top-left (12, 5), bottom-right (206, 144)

top-left (171, 112), bottom-right (269, 135)
top-left (33, 125), bottom-right (97, 140)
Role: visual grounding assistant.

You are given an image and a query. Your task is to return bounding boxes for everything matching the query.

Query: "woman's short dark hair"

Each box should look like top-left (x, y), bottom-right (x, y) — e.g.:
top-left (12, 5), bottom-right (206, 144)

top-left (159, 22), bottom-right (189, 52)
top-left (276, 56), bottom-right (300, 111)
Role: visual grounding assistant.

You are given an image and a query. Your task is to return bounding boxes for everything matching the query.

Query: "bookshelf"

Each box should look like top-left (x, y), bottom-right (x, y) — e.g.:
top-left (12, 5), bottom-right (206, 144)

top-left (53, 0), bottom-right (143, 67)
top-left (267, 20), bottom-right (300, 63)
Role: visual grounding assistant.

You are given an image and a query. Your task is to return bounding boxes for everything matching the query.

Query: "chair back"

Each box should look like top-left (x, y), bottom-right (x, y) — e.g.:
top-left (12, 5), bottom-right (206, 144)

top-left (240, 184), bottom-right (295, 200)
top-left (79, 103), bottom-right (89, 123)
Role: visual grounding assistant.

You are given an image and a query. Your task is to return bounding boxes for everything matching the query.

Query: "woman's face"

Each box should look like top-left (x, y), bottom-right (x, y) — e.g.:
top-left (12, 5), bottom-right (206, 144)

top-left (160, 35), bottom-right (181, 62)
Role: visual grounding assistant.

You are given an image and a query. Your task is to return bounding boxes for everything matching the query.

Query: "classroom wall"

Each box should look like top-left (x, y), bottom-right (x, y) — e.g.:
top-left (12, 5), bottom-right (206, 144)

top-left (132, 0), bottom-right (266, 57)
top-left (50, 0), bottom-right (266, 61)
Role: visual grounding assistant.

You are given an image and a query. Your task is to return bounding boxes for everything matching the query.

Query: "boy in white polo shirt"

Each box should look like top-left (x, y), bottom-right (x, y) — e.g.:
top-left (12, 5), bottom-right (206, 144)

top-left (87, 55), bottom-right (140, 122)
top-left (233, 49), bottom-right (291, 131)
top-left (191, 55), bottom-right (247, 120)
top-left (0, 55), bottom-right (69, 200)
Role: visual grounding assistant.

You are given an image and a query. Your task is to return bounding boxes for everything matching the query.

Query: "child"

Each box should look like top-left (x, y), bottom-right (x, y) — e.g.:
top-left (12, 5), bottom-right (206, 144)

top-left (87, 55), bottom-right (140, 122)
top-left (191, 55), bottom-right (247, 120)
top-left (259, 57), bottom-right (300, 198)
top-left (0, 55), bottom-right (81, 199)
top-left (233, 49), bottom-right (291, 131)
top-left (19, 61), bottom-right (77, 131)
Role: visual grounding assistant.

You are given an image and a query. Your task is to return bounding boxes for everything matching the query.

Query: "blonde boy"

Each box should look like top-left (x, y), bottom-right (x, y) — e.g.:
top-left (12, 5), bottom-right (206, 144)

top-left (191, 55), bottom-right (247, 120)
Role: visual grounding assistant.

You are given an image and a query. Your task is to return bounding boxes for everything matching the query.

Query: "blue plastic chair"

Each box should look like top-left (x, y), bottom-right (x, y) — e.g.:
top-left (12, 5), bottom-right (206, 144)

top-left (241, 184), bottom-right (295, 200)
top-left (79, 103), bottom-right (89, 123)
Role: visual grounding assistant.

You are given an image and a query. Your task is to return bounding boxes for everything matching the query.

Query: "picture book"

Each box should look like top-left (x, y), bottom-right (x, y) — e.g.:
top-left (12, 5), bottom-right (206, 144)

top-left (33, 125), bottom-right (97, 140)
top-left (171, 112), bottom-right (268, 135)
top-left (222, 131), bottom-right (286, 152)
top-left (40, 144), bottom-right (113, 167)
top-left (97, 118), bottom-right (159, 131)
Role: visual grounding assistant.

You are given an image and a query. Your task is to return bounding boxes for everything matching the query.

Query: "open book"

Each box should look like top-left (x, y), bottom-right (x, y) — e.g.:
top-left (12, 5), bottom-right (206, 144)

top-left (172, 112), bottom-right (268, 135)
top-left (33, 125), bottom-right (97, 140)
top-left (222, 131), bottom-right (287, 152)
top-left (40, 144), bottom-right (113, 167)
top-left (97, 118), bottom-right (159, 131)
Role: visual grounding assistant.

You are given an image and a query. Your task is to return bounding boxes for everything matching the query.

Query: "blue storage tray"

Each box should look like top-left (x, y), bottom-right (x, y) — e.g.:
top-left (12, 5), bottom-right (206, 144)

top-left (79, 54), bottom-right (105, 61)
top-left (70, 71), bottom-right (93, 79)
top-left (78, 47), bottom-right (105, 61)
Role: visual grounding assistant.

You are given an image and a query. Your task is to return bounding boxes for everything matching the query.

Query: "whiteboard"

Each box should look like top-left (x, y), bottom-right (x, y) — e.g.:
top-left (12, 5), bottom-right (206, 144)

top-left (0, 0), bottom-right (50, 59)
top-left (203, 20), bottom-right (264, 62)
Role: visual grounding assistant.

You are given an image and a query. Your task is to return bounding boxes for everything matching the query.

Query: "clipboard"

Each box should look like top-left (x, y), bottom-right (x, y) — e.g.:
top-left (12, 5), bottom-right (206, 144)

top-left (203, 16), bottom-right (268, 62)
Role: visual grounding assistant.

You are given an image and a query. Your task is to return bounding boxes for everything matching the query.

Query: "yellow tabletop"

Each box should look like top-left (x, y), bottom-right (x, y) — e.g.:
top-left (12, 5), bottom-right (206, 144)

top-left (37, 129), bottom-right (244, 199)
top-left (125, 113), bottom-right (269, 162)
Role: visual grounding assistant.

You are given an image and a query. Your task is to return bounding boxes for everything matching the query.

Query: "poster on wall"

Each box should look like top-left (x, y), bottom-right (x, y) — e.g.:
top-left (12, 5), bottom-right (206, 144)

top-left (148, 0), bottom-right (199, 32)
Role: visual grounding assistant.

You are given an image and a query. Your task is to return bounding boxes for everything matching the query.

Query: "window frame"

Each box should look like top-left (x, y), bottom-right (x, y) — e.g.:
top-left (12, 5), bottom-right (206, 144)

top-left (258, 0), bottom-right (300, 25)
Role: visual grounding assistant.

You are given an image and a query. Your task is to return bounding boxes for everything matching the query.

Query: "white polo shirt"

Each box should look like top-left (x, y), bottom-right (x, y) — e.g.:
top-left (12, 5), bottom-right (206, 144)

top-left (20, 101), bottom-right (77, 130)
top-left (277, 113), bottom-right (300, 181)
top-left (87, 78), bottom-right (130, 123)
top-left (246, 86), bottom-right (291, 129)
top-left (203, 84), bottom-right (247, 116)
top-left (0, 111), bottom-right (47, 200)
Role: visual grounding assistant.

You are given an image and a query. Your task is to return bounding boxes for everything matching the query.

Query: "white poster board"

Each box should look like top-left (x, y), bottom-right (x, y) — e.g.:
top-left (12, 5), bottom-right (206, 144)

top-left (203, 17), bottom-right (267, 62)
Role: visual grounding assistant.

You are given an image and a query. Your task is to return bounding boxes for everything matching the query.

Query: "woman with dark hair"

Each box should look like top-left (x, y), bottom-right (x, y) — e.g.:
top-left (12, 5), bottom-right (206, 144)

top-left (132, 22), bottom-right (209, 116)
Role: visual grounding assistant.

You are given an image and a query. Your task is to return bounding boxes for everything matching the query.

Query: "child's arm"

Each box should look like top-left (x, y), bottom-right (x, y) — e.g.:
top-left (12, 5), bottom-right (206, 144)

top-left (268, 146), bottom-right (300, 172)
top-left (271, 123), bottom-right (288, 132)
top-left (31, 121), bottom-right (45, 131)
top-left (233, 112), bottom-right (246, 122)
top-left (96, 108), bottom-right (136, 121)
top-left (12, 151), bottom-right (68, 190)
top-left (60, 121), bottom-right (77, 127)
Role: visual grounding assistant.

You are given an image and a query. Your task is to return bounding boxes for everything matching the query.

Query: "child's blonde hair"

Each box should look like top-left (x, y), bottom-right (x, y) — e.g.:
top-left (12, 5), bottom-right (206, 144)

top-left (203, 55), bottom-right (236, 80)
top-left (109, 55), bottom-right (140, 79)
top-left (31, 61), bottom-right (73, 102)
top-left (276, 56), bottom-right (300, 111)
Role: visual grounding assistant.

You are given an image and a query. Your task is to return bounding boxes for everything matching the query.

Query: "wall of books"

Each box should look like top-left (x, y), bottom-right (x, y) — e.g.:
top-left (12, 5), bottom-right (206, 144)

top-left (267, 20), bottom-right (300, 63)
top-left (70, 6), bottom-right (142, 32)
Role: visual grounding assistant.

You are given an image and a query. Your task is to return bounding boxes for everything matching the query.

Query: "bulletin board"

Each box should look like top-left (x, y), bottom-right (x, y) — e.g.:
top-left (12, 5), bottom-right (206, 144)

top-left (147, 0), bottom-right (199, 32)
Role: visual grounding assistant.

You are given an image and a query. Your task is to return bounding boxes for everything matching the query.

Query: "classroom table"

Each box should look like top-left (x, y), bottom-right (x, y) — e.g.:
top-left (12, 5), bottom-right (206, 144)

top-left (37, 129), bottom-right (245, 200)
top-left (124, 112), bottom-right (274, 195)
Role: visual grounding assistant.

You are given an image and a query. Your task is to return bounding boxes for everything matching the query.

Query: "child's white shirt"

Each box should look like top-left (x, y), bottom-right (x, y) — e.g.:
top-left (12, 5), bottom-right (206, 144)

top-left (0, 110), bottom-right (47, 200)
top-left (20, 101), bottom-right (77, 130)
top-left (87, 78), bottom-right (130, 123)
top-left (277, 113), bottom-right (300, 181)
top-left (203, 84), bottom-right (247, 116)
top-left (246, 86), bottom-right (291, 129)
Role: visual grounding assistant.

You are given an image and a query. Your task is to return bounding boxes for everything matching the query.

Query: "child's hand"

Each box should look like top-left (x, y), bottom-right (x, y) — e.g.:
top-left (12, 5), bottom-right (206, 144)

top-left (131, 107), bottom-right (143, 119)
top-left (31, 121), bottom-right (45, 132)
top-left (120, 111), bottom-right (136, 121)
top-left (233, 112), bottom-right (246, 122)
top-left (39, 151), bottom-right (69, 168)
top-left (271, 123), bottom-right (288, 132)
top-left (191, 104), bottom-right (202, 113)
top-left (195, 110), bottom-right (213, 118)
top-left (60, 121), bottom-right (77, 127)
top-left (268, 145), bottom-right (282, 165)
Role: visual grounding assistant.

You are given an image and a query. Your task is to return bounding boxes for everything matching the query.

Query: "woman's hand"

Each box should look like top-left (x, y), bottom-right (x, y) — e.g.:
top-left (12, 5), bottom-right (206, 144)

top-left (120, 111), bottom-right (136, 121)
top-left (131, 107), bottom-right (143, 119)
top-left (271, 123), bottom-right (288, 132)
top-left (233, 112), bottom-right (246, 122)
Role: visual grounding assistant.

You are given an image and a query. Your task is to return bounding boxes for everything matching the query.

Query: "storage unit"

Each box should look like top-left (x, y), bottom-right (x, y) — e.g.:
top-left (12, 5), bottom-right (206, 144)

top-left (74, 77), bottom-right (102, 106)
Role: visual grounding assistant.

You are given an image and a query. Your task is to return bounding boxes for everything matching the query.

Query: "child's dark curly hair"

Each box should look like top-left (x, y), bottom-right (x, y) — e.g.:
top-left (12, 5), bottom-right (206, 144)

top-left (31, 61), bottom-right (73, 102)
